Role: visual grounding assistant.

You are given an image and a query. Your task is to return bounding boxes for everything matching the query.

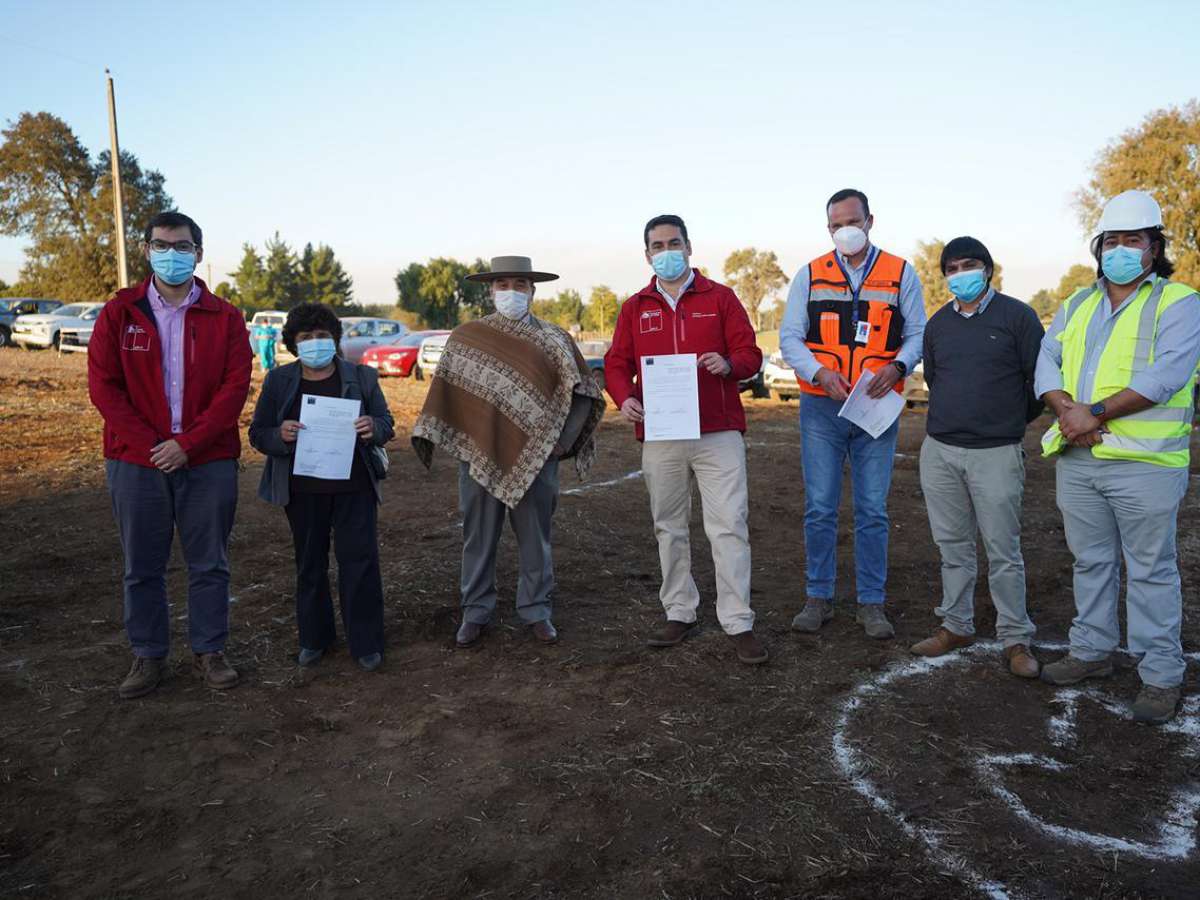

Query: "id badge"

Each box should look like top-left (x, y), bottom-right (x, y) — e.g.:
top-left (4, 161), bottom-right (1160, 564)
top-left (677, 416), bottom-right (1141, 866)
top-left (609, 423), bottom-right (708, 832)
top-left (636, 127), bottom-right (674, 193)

top-left (855, 320), bottom-right (871, 344)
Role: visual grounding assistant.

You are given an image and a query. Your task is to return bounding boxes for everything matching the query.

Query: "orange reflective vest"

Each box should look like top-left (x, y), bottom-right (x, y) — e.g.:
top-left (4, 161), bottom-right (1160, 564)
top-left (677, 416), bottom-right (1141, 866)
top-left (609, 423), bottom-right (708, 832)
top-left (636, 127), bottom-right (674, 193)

top-left (799, 248), bottom-right (908, 396)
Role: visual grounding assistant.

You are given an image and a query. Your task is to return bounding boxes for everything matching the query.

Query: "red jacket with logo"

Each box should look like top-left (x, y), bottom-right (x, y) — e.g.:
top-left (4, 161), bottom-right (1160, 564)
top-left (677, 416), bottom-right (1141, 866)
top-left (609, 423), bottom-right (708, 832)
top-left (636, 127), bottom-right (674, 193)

top-left (604, 271), bottom-right (763, 440)
top-left (88, 277), bottom-right (253, 468)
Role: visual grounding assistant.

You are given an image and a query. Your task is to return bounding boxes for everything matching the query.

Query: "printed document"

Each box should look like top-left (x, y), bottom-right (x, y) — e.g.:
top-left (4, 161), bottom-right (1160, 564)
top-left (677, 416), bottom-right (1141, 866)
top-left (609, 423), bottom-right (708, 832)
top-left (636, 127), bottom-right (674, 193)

top-left (837, 367), bottom-right (904, 439)
top-left (294, 394), bottom-right (361, 480)
top-left (641, 353), bottom-right (701, 442)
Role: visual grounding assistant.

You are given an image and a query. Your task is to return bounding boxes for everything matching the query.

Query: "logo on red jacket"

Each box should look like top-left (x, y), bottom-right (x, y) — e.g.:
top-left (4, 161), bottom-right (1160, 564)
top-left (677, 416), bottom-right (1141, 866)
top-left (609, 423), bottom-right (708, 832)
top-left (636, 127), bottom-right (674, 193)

top-left (122, 324), bottom-right (151, 352)
top-left (640, 309), bottom-right (663, 334)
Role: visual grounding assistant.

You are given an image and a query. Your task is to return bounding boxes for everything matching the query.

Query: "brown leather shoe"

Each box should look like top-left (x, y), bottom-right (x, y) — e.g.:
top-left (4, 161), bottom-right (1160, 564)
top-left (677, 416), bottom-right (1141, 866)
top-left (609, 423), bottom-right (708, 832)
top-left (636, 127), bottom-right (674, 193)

top-left (193, 652), bottom-right (239, 690)
top-left (730, 630), bottom-right (768, 665)
top-left (456, 620), bottom-right (488, 648)
top-left (647, 620), bottom-right (697, 648)
top-left (530, 620), bottom-right (558, 644)
top-left (1004, 643), bottom-right (1040, 678)
top-left (910, 627), bottom-right (974, 657)
top-left (119, 656), bottom-right (168, 699)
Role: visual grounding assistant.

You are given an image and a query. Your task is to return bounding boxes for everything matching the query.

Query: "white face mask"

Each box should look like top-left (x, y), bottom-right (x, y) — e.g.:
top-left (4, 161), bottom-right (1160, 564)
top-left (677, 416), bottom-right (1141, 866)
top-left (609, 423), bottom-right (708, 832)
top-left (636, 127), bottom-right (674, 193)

top-left (832, 225), bottom-right (868, 257)
top-left (494, 289), bottom-right (531, 319)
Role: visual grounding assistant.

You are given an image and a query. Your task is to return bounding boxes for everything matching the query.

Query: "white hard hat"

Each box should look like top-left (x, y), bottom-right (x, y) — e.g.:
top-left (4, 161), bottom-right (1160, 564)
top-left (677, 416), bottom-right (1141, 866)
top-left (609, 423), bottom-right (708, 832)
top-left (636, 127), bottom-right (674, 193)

top-left (1096, 189), bottom-right (1163, 234)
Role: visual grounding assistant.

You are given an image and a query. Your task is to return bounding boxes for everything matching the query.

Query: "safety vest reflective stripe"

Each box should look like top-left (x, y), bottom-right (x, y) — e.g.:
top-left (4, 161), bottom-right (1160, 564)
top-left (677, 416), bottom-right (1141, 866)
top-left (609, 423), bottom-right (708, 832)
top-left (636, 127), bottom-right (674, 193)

top-left (1093, 434), bottom-right (1191, 453)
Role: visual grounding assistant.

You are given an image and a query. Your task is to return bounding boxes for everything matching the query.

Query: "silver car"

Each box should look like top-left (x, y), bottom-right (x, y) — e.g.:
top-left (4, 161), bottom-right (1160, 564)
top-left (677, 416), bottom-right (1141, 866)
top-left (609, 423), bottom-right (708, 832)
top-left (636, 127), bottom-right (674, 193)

top-left (339, 317), bottom-right (408, 364)
top-left (12, 302), bottom-right (104, 350)
top-left (415, 332), bottom-right (449, 380)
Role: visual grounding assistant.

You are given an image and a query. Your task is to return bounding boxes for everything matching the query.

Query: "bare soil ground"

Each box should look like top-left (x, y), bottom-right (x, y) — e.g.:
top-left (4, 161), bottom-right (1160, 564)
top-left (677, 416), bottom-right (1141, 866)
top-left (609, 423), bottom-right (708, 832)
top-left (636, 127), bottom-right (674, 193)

top-left (1, 350), bottom-right (1197, 899)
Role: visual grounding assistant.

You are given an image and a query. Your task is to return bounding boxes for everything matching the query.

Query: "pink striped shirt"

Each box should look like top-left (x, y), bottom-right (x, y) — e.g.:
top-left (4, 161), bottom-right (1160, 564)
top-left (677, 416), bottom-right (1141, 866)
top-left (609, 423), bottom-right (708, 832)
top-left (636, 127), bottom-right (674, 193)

top-left (147, 278), bottom-right (201, 435)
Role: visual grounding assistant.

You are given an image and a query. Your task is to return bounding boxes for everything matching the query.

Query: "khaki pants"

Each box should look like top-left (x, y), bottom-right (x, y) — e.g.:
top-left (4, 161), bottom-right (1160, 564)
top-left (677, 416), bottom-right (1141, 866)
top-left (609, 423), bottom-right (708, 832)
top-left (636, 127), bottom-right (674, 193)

top-left (641, 430), bottom-right (753, 635)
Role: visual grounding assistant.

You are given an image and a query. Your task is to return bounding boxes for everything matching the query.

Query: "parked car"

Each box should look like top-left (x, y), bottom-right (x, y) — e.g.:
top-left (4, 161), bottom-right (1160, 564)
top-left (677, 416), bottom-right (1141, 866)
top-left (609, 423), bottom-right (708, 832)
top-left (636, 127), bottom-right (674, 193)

top-left (415, 332), bottom-right (450, 380)
top-left (739, 357), bottom-right (770, 398)
top-left (12, 302), bottom-right (104, 350)
top-left (339, 317), bottom-right (408, 364)
top-left (361, 330), bottom-right (451, 377)
top-left (58, 322), bottom-right (95, 353)
top-left (576, 339), bottom-right (610, 391)
top-left (763, 351), bottom-right (801, 401)
top-left (0, 299), bottom-right (63, 349)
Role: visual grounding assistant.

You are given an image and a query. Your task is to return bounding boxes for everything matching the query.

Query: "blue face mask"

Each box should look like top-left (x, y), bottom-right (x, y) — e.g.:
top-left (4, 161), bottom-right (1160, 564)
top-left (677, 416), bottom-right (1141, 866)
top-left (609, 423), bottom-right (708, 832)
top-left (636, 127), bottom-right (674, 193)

top-left (946, 268), bottom-right (987, 302)
top-left (150, 248), bottom-right (197, 285)
top-left (297, 338), bottom-right (337, 368)
top-left (651, 249), bottom-right (688, 281)
top-left (1101, 245), bottom-right (1148, 285)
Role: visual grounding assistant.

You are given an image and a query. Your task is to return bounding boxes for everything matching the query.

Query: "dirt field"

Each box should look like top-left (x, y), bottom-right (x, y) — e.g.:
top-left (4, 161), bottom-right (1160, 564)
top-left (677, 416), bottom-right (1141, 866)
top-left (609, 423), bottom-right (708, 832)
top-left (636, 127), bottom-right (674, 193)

top-left (1, 350), bottom-right (1197, 899)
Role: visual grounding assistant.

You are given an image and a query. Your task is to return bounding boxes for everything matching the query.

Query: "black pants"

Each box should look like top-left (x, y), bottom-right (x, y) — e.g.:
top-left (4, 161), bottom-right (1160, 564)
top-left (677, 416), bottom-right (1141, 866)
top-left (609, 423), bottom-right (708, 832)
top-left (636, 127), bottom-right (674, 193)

top-left (284, 489), bottom-right (385, 658)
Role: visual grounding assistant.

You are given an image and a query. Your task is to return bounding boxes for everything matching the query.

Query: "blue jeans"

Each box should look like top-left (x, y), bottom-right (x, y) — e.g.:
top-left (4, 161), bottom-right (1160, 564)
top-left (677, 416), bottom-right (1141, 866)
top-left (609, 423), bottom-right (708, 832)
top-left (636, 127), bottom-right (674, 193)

top-left (799, 394), bottom-right (899, 605)
top-left (106, 459), bottom-right (238, 657)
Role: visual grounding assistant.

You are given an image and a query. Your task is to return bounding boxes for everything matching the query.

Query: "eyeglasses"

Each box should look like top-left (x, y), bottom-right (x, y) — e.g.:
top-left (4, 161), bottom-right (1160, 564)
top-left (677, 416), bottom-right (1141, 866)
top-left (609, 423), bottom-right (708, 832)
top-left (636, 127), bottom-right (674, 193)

top-left (148, 239), bottom-right (198, 253)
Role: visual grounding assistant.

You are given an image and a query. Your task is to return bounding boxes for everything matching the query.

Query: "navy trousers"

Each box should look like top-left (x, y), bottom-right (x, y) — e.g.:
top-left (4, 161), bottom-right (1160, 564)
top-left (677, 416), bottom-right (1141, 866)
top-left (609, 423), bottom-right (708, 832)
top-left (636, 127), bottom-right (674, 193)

top-left (284, 489), bottom-right (385, 658)
top-left (106, 459), bottom-right (238, 658)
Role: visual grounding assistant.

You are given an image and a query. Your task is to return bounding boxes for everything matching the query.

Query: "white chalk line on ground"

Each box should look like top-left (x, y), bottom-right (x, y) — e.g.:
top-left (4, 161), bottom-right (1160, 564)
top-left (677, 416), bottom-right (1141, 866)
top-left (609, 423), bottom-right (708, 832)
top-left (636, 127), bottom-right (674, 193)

top-left (832, 640), bottom-right (1200, 900)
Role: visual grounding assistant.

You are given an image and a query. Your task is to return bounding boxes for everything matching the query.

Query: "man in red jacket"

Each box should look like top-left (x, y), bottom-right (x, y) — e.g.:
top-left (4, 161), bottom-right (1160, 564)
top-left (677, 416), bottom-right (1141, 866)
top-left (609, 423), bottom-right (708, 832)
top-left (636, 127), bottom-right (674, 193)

top-left (88, 211), bottom-right (252, 698)
top-left (605, 214), bottom-right (767, 664)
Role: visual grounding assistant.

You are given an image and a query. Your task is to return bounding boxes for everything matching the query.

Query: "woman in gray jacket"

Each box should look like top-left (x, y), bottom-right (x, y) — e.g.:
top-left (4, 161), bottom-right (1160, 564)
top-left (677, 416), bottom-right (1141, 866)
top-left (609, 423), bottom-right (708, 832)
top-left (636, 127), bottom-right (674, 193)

top-left (249, 303), bottom-right (394, 671)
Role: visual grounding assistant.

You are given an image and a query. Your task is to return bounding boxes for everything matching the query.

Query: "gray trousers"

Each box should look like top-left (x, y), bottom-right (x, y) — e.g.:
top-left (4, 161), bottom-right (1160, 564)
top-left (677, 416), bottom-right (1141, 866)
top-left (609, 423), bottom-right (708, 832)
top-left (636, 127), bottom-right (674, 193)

top-left (106, 459), bottom-right (238, 658)
top-left (459, 459), bottom-right (558, 625)
top-left (1056, 449), bottom-right (1189, 688)
top-left (919, 437), bottom-right (1035, 646)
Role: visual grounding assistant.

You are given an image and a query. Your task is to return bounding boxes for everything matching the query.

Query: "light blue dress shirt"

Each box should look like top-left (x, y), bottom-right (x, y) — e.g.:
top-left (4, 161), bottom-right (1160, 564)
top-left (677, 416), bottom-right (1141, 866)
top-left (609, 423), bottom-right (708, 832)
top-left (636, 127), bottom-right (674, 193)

top-left (779, 244), bottom-right (927, 384)
top-left (1033, 274), bottom-right (1200, 405)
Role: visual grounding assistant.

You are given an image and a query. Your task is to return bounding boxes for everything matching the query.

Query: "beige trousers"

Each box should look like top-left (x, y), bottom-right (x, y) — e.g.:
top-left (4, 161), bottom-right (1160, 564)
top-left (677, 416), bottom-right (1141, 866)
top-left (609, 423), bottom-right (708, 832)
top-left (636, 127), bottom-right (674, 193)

top-left (641, 430), bottom-right (753, 634)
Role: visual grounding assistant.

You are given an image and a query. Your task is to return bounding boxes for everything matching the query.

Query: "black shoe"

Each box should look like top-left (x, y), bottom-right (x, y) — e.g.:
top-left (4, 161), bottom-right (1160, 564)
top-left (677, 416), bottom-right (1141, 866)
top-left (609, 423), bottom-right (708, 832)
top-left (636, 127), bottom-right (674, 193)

top-left (357, 652), bottom-right (383, 672)
top-left (297, 647), bottom-right (325, 667)
top-left (531, 620), bottom-right (558, 643)
top-left (456, 620), bottom-right (489, 648)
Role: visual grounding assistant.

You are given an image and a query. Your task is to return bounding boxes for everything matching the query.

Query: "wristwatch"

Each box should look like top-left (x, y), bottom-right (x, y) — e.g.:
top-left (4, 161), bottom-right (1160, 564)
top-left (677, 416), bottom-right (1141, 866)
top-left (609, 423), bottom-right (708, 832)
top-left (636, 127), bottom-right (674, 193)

top-left (1089, 401), bottom-right (1106, 420)
top-left (892, 360), bottom-right (908, 377)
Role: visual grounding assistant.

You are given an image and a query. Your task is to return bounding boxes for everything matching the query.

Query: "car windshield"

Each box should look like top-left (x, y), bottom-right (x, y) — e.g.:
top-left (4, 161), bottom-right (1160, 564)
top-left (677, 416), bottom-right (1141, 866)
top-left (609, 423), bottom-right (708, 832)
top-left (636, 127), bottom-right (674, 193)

top-left (56, 304), bottom-right (87, 317)
top-left (396, 333), bottom-right (433, 347)
top-left (377, 322), bottom-right (401, 336)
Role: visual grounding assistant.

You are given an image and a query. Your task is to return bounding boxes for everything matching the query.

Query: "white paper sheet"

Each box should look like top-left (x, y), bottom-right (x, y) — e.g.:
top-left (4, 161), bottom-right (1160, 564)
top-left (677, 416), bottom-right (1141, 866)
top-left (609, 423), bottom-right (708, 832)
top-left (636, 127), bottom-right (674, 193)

top-left (641, 353), bottom-right (701, 442)
top-left (837, 367), bottom-right (904, 439)
top-left (293, 394), bottom-right (361, 480)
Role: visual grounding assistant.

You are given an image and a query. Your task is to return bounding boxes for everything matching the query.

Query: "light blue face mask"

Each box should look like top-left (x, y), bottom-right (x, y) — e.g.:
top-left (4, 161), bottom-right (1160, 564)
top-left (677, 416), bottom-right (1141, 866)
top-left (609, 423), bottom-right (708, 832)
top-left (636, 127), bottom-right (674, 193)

top-left (150, 248), bottom-right (197, 285)
top-left (1101, 244), bottom-right (1148, 285)
top-left (651, 249), bottom-right (688, 281)
top-left (946, 268), bottom-right (987, 302)
top-left (297, 338), bottom-right (337, 368)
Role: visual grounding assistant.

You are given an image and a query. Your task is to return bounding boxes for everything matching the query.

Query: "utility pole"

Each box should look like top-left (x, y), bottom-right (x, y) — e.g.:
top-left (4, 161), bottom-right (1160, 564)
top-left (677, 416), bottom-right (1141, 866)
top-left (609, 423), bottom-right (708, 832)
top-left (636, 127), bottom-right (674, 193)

top-left (106, 69), bottom-right (129, 289)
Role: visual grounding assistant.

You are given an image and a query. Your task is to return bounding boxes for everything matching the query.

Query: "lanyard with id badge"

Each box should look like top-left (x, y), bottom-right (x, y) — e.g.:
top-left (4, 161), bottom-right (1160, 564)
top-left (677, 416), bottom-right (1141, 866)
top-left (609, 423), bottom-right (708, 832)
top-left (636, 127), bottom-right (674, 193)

top-left (834, 246), bottom-right (878, 347)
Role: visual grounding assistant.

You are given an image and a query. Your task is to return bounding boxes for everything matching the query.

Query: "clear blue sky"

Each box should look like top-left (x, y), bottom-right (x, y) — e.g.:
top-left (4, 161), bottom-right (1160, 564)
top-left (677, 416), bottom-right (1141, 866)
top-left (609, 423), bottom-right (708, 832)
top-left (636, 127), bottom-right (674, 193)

top-left (2, 0), bottom-right (1196, 305)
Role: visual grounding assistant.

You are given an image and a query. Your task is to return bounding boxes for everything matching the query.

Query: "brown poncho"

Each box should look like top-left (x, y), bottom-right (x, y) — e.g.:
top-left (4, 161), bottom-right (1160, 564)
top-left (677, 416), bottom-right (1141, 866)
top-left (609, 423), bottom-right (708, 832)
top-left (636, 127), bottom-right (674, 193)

top-left (412, 314), bottom-right (605, 507)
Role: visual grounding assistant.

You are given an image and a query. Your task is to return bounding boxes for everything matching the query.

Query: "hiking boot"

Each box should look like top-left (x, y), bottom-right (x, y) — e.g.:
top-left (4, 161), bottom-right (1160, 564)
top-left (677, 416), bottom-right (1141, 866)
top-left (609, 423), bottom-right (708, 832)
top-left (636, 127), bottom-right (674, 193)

top-left (193, 652), bottom-right (239, 690)
top-left (1040, 654), bottom-right (1113, 686)
top-left (119, 656), bottom-right (168, 699)
top-left (1004, 643), bottom-right (1040, 679)
top-left (791, 599), bottom-right (833, 633)
top-left (730, 630), bottom-right (768, 665)
top-left (1131, 684), bottom-right (1181, 725)
top-left (910, 627), bottom-right (973, 657)
top-left (530, 620), bottom-right (558, 644)
top-left (647, 620), bottom-right (697, 648)
top-left (856, 604), bottom-right (895, 640)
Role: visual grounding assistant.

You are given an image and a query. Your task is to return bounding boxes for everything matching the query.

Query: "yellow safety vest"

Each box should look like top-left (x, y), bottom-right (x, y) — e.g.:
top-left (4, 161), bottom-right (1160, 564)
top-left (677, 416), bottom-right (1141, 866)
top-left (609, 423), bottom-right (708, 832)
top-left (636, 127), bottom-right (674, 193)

top-left (1041, 277), bottom-right (1197, 468)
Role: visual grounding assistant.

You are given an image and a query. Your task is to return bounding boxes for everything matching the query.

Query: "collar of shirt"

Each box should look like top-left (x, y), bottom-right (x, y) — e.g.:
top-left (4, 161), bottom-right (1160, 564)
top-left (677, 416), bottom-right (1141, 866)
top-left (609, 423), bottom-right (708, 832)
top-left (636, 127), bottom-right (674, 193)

top-left (953, 286), bottom-right (995, 318)
top-left (655, 269), bottom-right (695, 310)
top-left (835, 244), bottom-right (877, 287)
top-left (1099, 273), bottom-right (1158, 320)
top-left (147, 277), bottom-right (200, 312)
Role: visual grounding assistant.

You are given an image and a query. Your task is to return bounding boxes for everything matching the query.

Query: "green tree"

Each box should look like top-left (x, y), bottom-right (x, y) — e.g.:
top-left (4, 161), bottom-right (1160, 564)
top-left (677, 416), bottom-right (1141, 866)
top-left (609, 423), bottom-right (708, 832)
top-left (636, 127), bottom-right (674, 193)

top-left (582, 285), bottom-right (619, 334)
top-left (723, 247), bottom-right (787, 330)
top-left (262, 232), bottom-right (302, 308)
top-left (532, 288), bottom-right (584, 328)
top-left (229, 243), bottom-right (267, 308)
top-left (459, 258), bottom-right (492, 320)
top-left (0, 111), bottom-right (172, 300)
top-left (1030, 263), bottom-right (1096, 319)
top-left (913, 238), bottom-right (1004, 319)
top-left (1075, 101), bottom-right (1200, 288)
top-left (393, 257), bottom-right (490, 326)
top-left (301, 242), bottom-right (353, 307)
top-left (394, 261), bottom-right (425, 317)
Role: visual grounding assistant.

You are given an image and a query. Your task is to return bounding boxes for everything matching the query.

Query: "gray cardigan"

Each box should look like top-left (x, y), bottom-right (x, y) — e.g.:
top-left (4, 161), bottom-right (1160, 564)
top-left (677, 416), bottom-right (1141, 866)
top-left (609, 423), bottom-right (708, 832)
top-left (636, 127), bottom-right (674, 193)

top-left (248, 358), bottom-right (395, 506)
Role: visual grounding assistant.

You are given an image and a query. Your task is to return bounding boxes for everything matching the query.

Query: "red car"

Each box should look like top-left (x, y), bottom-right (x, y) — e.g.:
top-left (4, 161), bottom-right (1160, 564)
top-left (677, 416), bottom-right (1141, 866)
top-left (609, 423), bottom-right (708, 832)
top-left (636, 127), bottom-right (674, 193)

top-left (361, 330), bottom-right (450, 377)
